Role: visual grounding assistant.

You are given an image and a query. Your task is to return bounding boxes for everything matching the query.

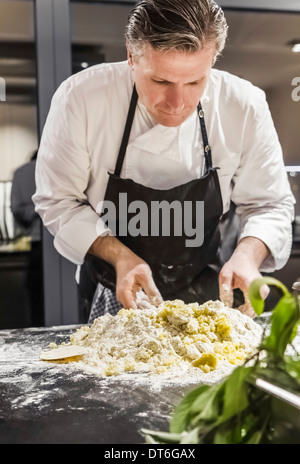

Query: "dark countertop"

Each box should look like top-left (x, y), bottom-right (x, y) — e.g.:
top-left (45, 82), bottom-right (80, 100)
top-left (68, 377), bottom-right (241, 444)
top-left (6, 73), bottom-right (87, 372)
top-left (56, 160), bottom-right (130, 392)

top-left (0, 325), bottom-right (194, 444)
top-left (2, 317), bottom-right (299, 445)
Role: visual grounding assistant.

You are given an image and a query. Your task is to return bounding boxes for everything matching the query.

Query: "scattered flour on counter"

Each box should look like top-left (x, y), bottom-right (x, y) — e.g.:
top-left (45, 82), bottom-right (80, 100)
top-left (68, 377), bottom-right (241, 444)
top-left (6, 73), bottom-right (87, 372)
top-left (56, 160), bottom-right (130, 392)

top-left (62, 299), bottom-right (263, 387)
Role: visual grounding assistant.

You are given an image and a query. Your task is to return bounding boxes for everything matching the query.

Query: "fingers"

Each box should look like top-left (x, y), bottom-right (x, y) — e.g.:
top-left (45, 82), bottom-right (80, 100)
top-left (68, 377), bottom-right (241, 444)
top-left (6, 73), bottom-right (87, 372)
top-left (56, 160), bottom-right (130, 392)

top-left (116, 261), bottom-right (162, 310)
top-left (131, 264), bottom-right (162, 308)
top-left (118, 285), bottom-right (162, 310)
top-left (141, 279), bottom-right (163, 307)
top-left (218, 258), bottom-right (270, 315)
top-left (259, 283), bottom-right (270, 300)
top-left (135, 290), bottom-right (161, 309)
top-left (118, 287), bottom-right (138, 310)
top-left (219, 267), bottom-right (234, 308)
top-left (219, 283), bottom-right (233, 308)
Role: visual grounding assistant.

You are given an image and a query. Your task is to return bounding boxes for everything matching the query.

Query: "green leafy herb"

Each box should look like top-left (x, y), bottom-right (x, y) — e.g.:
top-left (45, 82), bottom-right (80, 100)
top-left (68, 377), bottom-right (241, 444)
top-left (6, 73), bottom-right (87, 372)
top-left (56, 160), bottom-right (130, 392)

top-left (141, 277), bottom-right (300, 444)
top-left (249, 276), bottom-right (299, 360)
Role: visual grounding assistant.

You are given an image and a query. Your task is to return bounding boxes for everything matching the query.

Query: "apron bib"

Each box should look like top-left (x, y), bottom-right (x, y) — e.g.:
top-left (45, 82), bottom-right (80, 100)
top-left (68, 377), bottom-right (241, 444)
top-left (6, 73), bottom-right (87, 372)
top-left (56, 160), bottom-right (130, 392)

top-left (81, 85), bottom-right (223, 306)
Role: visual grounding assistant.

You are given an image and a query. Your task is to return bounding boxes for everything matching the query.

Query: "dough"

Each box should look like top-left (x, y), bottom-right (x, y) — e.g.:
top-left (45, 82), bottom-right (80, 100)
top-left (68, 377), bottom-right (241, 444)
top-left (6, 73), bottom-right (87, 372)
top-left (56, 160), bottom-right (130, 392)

top-left (40, 345), bottom-right (86, 362)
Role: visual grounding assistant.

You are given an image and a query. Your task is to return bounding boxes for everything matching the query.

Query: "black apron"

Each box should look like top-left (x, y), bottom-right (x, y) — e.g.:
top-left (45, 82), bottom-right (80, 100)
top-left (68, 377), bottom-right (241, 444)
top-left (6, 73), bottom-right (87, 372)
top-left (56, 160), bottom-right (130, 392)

top-left (80, 85), bottom-right (223, 305)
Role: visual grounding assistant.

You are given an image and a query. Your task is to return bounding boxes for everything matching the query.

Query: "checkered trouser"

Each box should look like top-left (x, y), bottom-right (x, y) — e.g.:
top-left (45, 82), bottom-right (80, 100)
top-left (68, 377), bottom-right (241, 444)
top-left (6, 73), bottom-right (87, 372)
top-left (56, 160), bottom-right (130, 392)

top-left (88, 283), bottom-right (122, 323)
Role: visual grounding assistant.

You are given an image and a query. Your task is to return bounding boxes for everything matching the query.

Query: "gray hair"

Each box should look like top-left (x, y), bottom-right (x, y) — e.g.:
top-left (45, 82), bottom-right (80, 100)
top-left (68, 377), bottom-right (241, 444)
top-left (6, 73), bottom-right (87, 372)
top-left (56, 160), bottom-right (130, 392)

top-left (125, 0), bottom-right (228, 60)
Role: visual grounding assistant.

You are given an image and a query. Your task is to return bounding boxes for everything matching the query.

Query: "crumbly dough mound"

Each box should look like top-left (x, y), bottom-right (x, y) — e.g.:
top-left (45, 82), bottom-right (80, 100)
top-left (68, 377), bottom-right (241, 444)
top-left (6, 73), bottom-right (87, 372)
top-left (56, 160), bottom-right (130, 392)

top-left (69, 299), bottom-right (262, 379)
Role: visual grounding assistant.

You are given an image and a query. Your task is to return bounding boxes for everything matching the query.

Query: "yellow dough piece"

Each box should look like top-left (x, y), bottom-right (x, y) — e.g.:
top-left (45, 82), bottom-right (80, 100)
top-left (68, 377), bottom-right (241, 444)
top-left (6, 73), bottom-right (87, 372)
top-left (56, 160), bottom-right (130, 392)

top-left (40, 345), bottom-right (86, 362)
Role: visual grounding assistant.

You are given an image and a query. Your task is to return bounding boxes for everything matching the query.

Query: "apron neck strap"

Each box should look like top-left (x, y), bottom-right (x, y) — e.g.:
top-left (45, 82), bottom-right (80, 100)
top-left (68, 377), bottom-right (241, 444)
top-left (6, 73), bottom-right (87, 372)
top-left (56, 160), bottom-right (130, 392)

top-left (197, 102), bottom-right (212, 169)
top-left (114, 84), bottom-right (138, 176)
top-left (114, 85), bottom-right (212, 176)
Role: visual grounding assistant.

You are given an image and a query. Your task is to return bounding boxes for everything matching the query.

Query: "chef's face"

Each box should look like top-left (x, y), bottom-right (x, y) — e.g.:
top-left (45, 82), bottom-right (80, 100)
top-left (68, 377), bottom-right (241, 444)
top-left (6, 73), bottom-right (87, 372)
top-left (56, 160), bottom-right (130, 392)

top-left (127, 43), bottom-right (216, 127)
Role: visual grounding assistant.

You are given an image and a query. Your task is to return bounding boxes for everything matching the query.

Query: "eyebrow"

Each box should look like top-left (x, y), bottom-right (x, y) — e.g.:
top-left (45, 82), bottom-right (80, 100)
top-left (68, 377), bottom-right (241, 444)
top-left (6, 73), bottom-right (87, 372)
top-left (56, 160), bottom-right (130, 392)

top-left (152, 76), bottom-right (203, 85)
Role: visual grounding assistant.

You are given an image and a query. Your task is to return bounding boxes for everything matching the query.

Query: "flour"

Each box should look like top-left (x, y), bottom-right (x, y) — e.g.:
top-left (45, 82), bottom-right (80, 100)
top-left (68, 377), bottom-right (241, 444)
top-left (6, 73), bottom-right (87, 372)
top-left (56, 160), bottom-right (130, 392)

top-left (66, 299), bottom-right (263, 389)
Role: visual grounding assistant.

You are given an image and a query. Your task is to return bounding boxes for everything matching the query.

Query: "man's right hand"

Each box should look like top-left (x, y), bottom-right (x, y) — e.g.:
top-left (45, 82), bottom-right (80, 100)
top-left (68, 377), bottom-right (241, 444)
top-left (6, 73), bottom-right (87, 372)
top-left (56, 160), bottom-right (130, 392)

top-left (115, 256), bottom-right (162, 309)
top-left (88, 235), bottom-right (162, 310)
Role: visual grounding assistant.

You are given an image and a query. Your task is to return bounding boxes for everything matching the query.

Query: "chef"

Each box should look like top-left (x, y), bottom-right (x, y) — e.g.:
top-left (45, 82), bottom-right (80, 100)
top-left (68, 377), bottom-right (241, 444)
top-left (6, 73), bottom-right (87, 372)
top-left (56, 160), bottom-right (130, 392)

top-left (33, 0), bottom-right (295, 322)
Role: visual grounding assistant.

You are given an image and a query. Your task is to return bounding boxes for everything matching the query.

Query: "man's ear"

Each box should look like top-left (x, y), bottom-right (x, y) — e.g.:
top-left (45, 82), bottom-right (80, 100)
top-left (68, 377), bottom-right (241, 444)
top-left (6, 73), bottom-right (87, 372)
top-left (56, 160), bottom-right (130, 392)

top-left (126, 45), bottom-right (134, 67)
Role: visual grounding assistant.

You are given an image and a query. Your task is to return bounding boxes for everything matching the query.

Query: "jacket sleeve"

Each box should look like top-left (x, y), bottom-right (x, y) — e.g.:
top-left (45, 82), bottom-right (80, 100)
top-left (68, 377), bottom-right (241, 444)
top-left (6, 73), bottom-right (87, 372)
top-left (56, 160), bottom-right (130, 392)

top-left (231, 91), bottom-right (295, 272)
top-left (33, 80), bottom-right (104, 265)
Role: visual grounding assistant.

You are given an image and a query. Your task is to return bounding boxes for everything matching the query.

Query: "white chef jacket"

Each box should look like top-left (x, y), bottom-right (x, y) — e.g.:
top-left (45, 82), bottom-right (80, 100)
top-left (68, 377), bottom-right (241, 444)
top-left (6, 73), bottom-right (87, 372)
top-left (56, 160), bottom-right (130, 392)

top-left (33, 61), bottom-right (295, 273)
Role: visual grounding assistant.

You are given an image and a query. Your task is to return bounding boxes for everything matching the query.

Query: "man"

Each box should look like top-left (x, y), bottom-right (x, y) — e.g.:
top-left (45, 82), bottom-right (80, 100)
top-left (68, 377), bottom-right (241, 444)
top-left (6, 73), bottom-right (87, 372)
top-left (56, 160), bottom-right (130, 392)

top-left (33, 0), bottom-right (294, 322)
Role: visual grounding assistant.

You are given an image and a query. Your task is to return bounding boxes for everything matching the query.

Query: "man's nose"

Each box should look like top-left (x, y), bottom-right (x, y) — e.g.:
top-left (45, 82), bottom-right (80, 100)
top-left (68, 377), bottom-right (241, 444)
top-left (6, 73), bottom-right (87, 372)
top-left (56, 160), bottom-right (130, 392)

top-left (165, 86), bottom-right (185, 113)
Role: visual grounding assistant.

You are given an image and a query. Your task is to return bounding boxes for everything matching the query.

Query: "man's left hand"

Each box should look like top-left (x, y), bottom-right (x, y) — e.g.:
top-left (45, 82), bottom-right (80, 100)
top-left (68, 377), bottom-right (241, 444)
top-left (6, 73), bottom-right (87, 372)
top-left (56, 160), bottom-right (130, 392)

top-left (219, 236), bottom-right (270, 317)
